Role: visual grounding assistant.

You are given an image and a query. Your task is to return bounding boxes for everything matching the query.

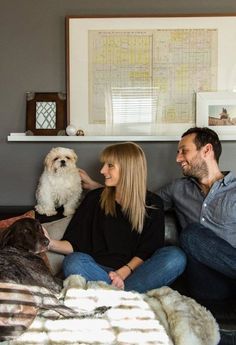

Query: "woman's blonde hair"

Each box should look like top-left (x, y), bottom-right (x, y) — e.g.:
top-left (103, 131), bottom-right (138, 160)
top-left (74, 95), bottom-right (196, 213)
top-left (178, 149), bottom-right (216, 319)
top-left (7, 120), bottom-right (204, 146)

top-left (100, 142), bottom-right (147, 233)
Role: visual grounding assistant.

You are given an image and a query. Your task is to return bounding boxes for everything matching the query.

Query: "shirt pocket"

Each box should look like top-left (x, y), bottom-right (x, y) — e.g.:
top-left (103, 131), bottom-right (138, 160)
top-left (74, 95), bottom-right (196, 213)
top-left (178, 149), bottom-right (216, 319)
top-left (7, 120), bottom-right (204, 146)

top-left (207, 194), bottom-right (235, 226)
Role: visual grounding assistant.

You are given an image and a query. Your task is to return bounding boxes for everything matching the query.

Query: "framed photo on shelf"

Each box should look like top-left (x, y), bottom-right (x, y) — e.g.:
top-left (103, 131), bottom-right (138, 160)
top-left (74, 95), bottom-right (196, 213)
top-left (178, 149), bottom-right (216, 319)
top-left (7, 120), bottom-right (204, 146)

top-left (66, 15), bottom-right (236, 138)
top-left (26, 92), bottom-right (67, 135)
top-left (196, 91), bottom-right (236, 140)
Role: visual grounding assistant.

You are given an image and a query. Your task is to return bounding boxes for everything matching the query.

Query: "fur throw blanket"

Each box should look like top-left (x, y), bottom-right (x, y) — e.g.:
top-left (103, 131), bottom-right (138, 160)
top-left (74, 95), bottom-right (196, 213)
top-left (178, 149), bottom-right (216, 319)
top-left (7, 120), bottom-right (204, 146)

top-left (2, 275), bottom-right (220, 345)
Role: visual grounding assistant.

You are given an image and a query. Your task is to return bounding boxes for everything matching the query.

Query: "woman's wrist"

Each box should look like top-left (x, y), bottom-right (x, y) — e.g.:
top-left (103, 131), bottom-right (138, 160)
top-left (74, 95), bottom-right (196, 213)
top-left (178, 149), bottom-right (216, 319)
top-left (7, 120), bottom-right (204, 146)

top-left (116, 264), bottom-right (133, 280)
top-left (48, 239), bottom-right (73, 255)
top-left (48, 239), bottom-right (57, 252)
top-left (91, 181), bottom-right (103, 190)
top-left (125, 263), bottom-right (134, 273)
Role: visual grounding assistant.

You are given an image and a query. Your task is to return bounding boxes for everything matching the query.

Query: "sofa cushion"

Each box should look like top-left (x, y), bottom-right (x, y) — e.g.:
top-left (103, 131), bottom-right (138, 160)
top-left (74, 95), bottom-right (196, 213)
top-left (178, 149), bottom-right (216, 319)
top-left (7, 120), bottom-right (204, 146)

top-left (0, 210), bottom-right (35, 229)
top-left (42, 216), bottom-right (72, 275)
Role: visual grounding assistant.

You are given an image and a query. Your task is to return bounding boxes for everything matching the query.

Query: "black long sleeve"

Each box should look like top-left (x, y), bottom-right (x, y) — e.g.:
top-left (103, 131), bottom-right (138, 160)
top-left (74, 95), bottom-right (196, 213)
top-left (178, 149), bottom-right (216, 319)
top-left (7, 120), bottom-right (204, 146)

top-left (63, 188), bottom-right (164, 269)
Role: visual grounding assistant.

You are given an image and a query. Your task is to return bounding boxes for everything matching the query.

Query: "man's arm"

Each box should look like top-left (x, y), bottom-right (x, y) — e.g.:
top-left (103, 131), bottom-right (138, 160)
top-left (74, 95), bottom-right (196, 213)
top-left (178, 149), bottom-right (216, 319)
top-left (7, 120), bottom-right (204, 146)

top-left (157, 183), bottom-right (174, 211)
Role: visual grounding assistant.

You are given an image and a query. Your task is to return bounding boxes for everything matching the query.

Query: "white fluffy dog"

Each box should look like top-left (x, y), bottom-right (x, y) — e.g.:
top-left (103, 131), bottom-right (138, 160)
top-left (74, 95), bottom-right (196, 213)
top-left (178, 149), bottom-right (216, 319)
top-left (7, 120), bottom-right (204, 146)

top-left (35, 147), bottom-right (82, 216)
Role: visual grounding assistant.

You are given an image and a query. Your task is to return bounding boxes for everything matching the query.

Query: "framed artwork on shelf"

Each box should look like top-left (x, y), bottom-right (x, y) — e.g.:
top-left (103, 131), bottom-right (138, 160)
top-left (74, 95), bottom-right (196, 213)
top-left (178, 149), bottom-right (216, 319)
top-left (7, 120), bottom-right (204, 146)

top-left (26, 92), bottom-right (67, 135)
top-left (66, 15), bottom-right (236, 139)
top-left (196, 91), bottom-right (236, 140)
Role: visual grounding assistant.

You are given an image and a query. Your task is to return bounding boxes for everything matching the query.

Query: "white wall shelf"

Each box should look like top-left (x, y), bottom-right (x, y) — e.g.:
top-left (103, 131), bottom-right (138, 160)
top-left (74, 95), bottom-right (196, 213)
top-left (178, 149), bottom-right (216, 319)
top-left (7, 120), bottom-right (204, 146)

top-left (7, 134), bottom-right (236, 142)
top-left (7, 134), bottom-right (180, 142)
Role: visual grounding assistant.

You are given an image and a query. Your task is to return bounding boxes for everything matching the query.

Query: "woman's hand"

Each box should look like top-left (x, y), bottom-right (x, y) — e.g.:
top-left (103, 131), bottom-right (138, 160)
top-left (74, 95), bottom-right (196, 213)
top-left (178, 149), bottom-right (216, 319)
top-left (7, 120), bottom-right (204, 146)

top-left (109, 271), bottom-right (125, 290)
top-left (42, 226), bottom-right (51, 250)
top-left (43, 226), bottom-right (73, 255)
top-left (79, 168), bottom-right (102, 190)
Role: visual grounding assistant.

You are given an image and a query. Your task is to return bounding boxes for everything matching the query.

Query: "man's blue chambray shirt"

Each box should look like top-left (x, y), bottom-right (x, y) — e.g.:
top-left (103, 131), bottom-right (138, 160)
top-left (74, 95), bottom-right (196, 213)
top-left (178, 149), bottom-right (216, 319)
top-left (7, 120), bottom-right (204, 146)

top-left (157, 171), bottom-right (236, 248)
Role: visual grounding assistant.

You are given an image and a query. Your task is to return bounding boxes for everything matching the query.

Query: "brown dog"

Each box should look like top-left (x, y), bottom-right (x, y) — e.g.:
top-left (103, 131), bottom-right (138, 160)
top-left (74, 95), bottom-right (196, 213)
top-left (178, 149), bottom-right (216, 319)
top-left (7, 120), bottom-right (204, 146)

top-left (0, 218), bottom-right (62, 293)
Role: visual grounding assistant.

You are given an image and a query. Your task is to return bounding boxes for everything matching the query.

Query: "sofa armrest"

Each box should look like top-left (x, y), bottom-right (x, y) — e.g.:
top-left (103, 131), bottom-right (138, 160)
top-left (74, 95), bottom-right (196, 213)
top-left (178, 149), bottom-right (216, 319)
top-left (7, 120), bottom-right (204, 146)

top-left (164, 210), bottom-right (179, 245)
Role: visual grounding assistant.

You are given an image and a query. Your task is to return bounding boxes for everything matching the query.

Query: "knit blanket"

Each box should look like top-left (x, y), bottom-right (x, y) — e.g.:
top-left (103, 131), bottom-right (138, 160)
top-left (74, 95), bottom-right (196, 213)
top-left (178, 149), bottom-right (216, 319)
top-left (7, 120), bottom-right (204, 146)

top-left (1, 276), bottom-right (220, 345)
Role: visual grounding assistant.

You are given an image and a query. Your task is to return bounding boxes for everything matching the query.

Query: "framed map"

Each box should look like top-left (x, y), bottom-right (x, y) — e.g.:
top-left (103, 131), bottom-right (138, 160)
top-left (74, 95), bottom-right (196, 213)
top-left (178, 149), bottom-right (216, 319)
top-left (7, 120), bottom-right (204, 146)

top-left (66, 15), bottom-right (236, 139)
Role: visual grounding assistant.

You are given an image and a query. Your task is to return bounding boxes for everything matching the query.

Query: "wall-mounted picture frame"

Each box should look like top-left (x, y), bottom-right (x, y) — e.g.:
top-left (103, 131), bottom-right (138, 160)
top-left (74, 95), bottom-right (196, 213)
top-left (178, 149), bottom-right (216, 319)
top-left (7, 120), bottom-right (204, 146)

top-left (26, 92), bottom-right (67, 135)
top-left (196, 91), bottom-right (236, 140)
top-left (66, 15), bottom-right (236, 139)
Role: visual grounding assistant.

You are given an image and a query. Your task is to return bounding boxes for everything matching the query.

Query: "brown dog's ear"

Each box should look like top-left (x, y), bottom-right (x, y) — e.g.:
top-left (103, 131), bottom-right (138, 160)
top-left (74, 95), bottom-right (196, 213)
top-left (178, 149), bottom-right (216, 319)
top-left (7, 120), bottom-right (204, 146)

top-left (0, 226), bottom-right (14, 249)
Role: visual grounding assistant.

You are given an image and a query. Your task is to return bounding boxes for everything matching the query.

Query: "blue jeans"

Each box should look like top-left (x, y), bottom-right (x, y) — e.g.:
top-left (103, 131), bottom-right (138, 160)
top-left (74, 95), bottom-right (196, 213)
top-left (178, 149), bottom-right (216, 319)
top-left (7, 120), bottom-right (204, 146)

top-left (62, 246), bottom-right (186, 293)
top-left (180, 223), bottom-right (236, 300)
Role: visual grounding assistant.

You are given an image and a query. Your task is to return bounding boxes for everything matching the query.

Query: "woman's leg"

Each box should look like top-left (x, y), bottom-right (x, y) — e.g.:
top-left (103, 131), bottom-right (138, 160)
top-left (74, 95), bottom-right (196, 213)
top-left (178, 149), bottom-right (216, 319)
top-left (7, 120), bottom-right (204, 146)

top-left (62, 252), bottom-right (112, 284)
top-left (124, 246), bottom-right (186, 293)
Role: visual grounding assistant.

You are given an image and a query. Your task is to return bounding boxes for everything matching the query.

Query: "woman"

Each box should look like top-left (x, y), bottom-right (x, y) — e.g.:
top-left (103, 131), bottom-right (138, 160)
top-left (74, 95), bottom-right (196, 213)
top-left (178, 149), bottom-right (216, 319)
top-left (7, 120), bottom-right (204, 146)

top-left (48, 142), bottom-right (186, 293)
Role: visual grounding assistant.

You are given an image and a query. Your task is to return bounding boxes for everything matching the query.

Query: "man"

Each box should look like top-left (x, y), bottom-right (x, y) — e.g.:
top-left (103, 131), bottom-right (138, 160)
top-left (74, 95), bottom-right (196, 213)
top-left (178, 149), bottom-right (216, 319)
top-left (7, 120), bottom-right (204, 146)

top-left (79, 127), bottom-right (236, 301)
top-left (157, 127), bottom-right (236, 302)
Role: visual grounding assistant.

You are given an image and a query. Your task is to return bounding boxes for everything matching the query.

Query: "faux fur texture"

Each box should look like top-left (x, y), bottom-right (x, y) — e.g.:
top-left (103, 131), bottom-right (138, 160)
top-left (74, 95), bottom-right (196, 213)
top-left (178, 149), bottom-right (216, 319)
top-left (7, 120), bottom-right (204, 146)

top-left (0, 282), bottom-right (78, 342)
top-left (145, 287), bottom-right (220, 345)
top-left (8, 276), bottom-right (220, 345)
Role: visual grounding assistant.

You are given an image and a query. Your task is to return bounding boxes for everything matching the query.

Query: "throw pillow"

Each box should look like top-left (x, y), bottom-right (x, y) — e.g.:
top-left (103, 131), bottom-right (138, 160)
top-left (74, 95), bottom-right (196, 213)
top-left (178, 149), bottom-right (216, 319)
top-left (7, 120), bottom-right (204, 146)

top-left (42, 216), bottom-right (72, 275)
top-left (0, 210), bottom-right (35, 229)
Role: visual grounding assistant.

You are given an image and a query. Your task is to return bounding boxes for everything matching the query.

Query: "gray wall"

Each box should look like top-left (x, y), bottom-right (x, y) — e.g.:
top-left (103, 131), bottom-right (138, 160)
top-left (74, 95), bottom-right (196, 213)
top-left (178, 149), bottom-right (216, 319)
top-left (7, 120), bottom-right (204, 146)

top-left (1, 0), bottom-right (236, 206)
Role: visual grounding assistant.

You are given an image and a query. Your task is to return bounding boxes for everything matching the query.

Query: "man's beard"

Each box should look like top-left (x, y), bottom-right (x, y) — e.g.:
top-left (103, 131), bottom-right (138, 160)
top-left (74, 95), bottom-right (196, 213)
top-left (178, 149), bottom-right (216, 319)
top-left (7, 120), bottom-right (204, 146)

top-left (182, 158), bottom-right (208, 180)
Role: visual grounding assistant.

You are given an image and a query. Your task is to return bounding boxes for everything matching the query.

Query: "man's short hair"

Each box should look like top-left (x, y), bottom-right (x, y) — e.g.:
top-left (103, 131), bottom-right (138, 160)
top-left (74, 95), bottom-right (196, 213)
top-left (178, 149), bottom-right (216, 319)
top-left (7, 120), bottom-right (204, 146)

top-left (182, 127), bottom-right (222, 162)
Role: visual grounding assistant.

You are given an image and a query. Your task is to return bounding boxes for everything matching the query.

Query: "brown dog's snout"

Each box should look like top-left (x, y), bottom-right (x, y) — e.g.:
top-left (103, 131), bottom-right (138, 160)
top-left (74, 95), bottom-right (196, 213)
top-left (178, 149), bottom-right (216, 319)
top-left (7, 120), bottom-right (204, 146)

top-left (42, 237), bottom-right (49, 247)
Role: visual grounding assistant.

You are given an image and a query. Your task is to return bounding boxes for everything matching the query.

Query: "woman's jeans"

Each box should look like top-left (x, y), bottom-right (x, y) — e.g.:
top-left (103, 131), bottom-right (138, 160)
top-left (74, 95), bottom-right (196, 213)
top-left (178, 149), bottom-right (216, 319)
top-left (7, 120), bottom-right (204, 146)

top-left (180, 223), bottom-right (236, 301)
top-left (62, 246), bottom-right (186, 294)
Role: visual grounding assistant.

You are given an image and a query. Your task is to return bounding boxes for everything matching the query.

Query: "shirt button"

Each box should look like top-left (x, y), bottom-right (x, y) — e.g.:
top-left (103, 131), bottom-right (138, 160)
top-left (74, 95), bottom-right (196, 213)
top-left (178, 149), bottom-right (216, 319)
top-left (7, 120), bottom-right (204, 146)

top-left (202, 217), bottom-right (205, 221)
top-left (204, 203), bottom-right (207, 207)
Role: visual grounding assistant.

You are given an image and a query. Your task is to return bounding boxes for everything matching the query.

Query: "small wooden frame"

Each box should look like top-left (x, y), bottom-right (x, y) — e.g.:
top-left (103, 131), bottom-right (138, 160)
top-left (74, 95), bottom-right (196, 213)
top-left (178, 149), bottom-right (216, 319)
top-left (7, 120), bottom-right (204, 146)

top-left (26, 92), bottom-right (67, 135)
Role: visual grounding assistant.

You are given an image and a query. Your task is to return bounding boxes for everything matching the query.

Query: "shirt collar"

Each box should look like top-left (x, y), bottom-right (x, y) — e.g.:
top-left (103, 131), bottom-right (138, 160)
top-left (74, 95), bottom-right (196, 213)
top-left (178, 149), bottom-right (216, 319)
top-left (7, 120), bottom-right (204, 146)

top-left (188, 171), bottom-right (234, 188)
top-left (221, 171), bottom-right (235, 185)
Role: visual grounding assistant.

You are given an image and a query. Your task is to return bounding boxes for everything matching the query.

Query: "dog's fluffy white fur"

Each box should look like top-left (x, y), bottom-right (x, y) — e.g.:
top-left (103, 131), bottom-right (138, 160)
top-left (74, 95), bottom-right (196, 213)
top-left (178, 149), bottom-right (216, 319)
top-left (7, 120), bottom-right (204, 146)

top-left (35, 147), bottom-right (82, 216)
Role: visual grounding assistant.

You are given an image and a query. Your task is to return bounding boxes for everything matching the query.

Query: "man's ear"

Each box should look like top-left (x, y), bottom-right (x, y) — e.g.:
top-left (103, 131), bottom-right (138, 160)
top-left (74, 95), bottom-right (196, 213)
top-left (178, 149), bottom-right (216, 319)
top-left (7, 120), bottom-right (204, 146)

top-left (203, 143), bottom-right (214, 157)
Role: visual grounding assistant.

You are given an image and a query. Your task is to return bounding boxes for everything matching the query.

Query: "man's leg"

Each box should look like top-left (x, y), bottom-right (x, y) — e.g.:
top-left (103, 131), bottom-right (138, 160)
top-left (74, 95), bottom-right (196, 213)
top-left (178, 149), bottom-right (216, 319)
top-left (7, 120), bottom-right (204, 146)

top-left (180, 223), bottom-right (236, 300)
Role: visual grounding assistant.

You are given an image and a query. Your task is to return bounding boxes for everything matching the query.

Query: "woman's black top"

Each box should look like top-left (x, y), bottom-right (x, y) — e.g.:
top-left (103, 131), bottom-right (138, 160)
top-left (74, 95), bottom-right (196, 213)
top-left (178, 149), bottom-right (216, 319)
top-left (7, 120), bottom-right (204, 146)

top-left (63, 188), bottom-right (164, 270)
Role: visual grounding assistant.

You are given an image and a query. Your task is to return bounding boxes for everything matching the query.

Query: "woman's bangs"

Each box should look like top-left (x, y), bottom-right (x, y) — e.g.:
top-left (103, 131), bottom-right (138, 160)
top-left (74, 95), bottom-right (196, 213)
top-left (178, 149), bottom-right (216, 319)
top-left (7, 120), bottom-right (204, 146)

top-left (100, 148), bottom-right (118, 164)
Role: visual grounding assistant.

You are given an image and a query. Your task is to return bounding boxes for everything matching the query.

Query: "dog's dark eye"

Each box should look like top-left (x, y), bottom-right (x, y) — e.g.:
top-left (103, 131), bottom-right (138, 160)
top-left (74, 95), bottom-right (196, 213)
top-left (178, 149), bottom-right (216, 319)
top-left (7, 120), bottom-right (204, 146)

top-left (53, 157), bottom-right (59, 162)
top-left (66, 156), bottom-right (71, 160)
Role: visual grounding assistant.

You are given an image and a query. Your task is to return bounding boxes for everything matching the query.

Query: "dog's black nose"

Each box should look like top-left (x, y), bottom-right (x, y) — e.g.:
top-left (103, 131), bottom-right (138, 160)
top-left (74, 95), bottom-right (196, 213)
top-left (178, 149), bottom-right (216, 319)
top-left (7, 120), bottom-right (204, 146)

top-left (60, 160), bottom-right (66, 167)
